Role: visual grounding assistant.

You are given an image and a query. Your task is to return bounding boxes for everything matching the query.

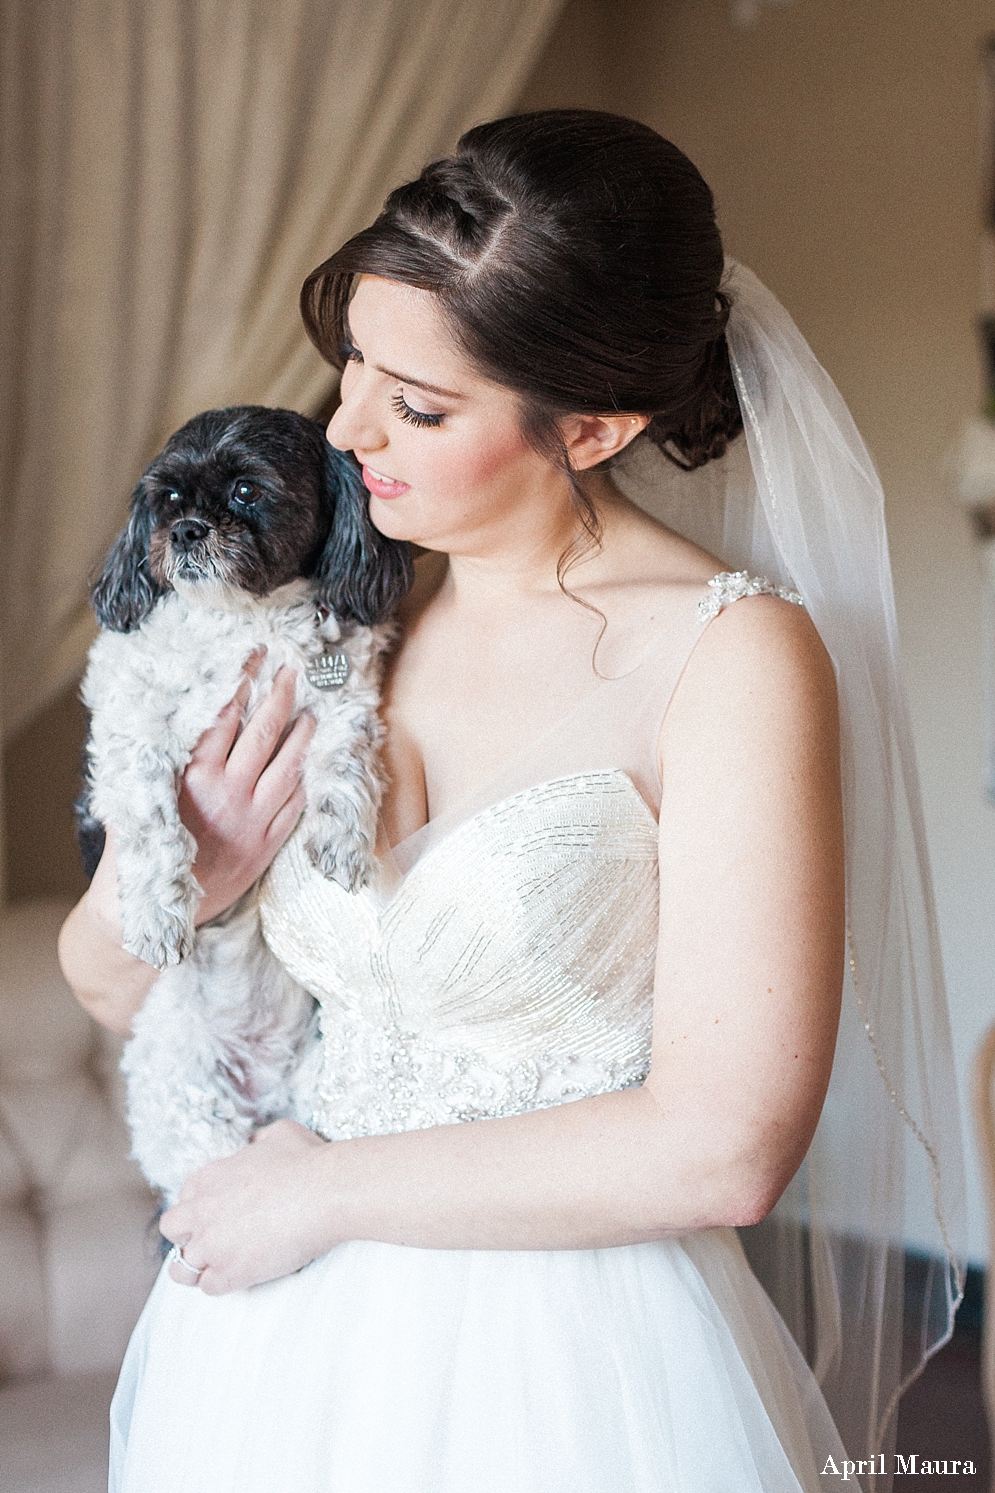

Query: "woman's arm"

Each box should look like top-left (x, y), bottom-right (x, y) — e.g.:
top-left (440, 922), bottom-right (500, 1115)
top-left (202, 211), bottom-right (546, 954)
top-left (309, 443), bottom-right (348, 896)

top-left (58, 665), bottom-right (315, 1036)
top-left (162, 596), bottom-right (845, 1294)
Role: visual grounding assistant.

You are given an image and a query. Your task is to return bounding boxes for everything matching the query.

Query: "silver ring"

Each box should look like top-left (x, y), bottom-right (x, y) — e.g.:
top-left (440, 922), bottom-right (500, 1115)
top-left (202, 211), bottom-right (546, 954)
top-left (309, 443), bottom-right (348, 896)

top-left (168, 1243), bottom-right (203, 1278)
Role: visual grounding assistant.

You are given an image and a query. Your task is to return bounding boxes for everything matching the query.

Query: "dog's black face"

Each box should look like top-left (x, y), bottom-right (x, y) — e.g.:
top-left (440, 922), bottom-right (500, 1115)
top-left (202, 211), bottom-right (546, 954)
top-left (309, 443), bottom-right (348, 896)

top-left (91, 406), bottom-right (413, 631)
top-left (142, 409), bottom-right (330, 598)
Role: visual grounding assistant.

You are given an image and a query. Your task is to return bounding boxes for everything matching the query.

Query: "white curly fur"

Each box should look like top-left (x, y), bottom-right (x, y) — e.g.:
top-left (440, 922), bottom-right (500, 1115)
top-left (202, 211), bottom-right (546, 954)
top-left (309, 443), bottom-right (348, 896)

top-left (81, 576), bottom-right (390, 1201)
top-left (120, 893), bottom-right (322, 1204)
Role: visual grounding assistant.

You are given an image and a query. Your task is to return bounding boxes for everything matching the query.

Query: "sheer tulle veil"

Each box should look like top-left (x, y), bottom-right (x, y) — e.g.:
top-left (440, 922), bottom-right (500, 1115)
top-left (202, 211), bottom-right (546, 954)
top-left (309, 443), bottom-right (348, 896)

top-left (613, 261), bottom-right (966, 1483)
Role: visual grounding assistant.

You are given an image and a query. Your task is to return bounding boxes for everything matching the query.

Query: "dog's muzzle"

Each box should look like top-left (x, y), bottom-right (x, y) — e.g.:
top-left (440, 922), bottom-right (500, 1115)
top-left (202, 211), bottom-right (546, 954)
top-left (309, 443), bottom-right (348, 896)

top-left (170, 517), bottom-right (211, 552)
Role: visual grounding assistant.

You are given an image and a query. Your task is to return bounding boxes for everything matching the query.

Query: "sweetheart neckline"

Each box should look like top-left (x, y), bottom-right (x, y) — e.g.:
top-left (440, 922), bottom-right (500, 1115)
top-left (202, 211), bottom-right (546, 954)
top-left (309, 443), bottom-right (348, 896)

top-left (265, 769), bottom-right (661, 921)
top-left (368, 769), bottom-right (659, 905)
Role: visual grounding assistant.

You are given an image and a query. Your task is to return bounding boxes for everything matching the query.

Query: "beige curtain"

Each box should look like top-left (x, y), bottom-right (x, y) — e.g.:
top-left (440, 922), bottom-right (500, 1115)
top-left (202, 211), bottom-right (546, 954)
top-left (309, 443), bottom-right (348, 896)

top-left (0, 0), bottom-right (564, 752)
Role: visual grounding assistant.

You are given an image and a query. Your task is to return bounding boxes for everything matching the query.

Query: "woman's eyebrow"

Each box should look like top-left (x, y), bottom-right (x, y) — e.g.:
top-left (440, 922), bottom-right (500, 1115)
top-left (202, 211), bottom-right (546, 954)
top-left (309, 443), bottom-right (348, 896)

top-left (374, 365), bottom-right (467, 401)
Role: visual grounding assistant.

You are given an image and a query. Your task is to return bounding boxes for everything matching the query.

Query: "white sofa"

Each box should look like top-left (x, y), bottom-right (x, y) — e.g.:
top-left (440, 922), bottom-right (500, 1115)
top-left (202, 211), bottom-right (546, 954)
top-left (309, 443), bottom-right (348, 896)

top-left (0, 899), bottom-right (160, 1493)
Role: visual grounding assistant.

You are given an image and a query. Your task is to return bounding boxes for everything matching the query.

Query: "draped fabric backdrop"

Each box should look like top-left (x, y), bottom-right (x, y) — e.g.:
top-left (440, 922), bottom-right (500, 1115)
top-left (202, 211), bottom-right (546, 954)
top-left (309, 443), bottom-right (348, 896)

top-left (0, 0), bottom-right (564, 902)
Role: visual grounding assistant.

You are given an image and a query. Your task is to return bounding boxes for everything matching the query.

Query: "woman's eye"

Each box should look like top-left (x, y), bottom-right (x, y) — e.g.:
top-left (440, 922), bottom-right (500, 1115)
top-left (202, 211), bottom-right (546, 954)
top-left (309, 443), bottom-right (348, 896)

top-left (233, 481), bottom-right (258, 504)
top-left (390, 390), bottom-right (444, 429)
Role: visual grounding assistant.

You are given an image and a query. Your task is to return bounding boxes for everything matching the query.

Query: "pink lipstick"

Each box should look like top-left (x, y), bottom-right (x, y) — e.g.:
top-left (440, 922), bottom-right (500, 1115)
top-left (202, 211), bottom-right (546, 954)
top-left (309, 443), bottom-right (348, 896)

top-left (361, 465), bottom-right (410, 500)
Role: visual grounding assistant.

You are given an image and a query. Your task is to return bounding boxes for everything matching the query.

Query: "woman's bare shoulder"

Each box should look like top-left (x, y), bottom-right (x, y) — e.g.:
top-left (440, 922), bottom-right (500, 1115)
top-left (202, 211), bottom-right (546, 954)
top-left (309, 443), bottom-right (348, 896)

top-left (661, 587), bottom-right (838, 771)
top-left (697, 586), bottom-right (832, 677)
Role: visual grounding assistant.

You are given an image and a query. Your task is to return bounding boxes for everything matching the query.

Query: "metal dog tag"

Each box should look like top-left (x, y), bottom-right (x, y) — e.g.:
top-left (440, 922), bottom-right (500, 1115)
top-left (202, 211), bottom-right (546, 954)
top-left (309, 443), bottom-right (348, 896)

top-left (306, 650), bottom-right (350, 690)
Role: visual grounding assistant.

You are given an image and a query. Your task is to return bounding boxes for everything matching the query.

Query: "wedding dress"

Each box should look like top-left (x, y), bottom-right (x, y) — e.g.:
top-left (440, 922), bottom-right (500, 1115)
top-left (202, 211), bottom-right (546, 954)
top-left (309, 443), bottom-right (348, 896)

top-left (109, 569), bottom-right (853, 1493)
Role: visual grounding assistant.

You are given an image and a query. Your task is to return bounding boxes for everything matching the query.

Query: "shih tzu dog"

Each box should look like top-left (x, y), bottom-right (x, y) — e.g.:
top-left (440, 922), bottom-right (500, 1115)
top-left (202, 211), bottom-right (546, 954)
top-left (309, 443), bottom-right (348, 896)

top-left (79, 405), bottom-right (411, 1200)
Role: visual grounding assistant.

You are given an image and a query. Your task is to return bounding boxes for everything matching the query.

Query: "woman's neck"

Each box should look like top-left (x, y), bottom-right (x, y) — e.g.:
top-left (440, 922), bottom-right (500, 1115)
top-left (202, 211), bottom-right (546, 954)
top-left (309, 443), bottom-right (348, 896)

top-left (436, 471), bottom-right (623, 610)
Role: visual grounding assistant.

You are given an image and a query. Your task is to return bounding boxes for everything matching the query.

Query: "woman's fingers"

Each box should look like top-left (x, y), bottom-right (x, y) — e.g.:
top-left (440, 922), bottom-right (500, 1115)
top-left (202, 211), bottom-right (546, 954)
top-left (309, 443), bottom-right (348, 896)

top-left (179, 660), bottom-right (314, 922)
top-left (189, 650), bottom-right (265, 772)
top-left (194, 685), bottom-right (251, 772)
top-left (167, 1244), bottom-right (206, 1287)
top-left (161, 1204), bottom-right (207, 1286)
top-left (155, 1127), bottom-right (331, 1294)
top-left (254, 711), bottom-right (315, 822)
top-left (264, 785), bottom-right (308, 851)
top-left (159, 1203), bottom-right (185, 1245)
top-left (225, 666), bottom-right (298, 789)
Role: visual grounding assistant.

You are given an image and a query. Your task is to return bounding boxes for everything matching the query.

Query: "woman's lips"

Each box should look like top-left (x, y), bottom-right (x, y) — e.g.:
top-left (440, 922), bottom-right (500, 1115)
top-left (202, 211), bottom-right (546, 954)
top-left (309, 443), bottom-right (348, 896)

top-left (361, 464), bottom-right (410, 500)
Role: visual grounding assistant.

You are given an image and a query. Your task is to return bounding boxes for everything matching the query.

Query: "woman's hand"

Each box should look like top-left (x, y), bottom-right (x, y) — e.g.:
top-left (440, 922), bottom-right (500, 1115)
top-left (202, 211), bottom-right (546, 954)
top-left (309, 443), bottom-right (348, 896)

top-left (59, 656), bottom-right (315, 1033)
top-left (161, 1121), bottom-right (332, 1294)
top-left (183, 659), bottom-right (316, 925)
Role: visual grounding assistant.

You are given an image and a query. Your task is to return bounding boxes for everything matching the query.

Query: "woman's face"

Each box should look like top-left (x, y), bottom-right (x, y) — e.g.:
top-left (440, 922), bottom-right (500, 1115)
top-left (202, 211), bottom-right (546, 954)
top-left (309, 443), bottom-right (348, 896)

top-left (326, 276), bottom-right (573, 557)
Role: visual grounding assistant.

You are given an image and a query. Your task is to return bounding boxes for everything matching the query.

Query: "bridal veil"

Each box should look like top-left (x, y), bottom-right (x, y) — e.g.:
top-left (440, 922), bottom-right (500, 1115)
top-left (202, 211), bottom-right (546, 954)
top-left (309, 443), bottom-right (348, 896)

top-left (614, 261), bottom-right (966, 1483)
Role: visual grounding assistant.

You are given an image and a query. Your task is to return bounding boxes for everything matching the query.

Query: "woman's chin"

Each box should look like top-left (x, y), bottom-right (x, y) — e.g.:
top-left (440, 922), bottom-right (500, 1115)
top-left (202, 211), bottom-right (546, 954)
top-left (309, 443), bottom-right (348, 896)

top-left (366, 494), bottom-right (417, 540)
top-left (366, 495), bottom-right (443, 550)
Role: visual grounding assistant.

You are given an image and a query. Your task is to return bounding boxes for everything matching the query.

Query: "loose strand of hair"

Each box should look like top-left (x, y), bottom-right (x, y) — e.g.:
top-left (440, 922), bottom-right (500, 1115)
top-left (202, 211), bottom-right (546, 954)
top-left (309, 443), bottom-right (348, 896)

top-left (522, 405), bottom-right (612, 676)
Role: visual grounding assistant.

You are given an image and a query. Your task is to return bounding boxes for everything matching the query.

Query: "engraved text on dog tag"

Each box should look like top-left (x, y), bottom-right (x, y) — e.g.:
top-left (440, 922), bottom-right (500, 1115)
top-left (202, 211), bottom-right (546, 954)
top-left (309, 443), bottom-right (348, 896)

top-left (306, 650), bottom-right (350, 690)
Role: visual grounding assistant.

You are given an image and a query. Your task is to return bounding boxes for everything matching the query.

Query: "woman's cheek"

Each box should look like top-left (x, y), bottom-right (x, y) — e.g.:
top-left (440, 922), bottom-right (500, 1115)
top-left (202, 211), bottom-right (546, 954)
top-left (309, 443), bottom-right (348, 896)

top-left (366, 421), bottom-right (536, 543)
top-left (432, 426), bottom-right (532, 493)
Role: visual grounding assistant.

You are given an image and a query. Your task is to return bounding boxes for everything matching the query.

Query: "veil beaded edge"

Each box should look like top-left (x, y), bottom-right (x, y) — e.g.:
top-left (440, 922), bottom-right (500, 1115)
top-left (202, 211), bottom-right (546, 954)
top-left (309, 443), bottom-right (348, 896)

top-left (613, 261), bottom-right (966, 1485)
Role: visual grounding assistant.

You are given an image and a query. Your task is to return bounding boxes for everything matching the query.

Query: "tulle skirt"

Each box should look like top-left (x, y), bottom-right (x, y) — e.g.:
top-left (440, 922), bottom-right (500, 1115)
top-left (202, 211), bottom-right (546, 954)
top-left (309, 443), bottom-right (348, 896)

top-left (109, 1227), bottom-right (847, 1493)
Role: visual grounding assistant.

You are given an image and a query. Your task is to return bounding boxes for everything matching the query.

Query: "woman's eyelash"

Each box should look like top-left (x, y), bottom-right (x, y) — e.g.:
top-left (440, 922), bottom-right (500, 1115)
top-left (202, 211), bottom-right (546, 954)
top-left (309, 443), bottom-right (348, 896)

top-left (390, 391), bottom-right (444, 429)
top-left (339, 339), bottom-right (442, 426)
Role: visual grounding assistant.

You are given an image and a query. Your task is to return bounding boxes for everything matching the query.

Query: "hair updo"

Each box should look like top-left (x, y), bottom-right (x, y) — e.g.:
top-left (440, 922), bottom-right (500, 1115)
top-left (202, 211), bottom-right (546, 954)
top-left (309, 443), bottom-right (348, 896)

top-left (301, 109), bottom-right (742, 481)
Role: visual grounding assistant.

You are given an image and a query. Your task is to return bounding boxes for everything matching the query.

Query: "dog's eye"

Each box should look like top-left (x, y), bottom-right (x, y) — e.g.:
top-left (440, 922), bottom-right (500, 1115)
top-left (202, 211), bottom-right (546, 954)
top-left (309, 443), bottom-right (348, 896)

top-left (166, 489), bottom-right (182, 504)
top-left (233, 482), bottom-right (258, 505)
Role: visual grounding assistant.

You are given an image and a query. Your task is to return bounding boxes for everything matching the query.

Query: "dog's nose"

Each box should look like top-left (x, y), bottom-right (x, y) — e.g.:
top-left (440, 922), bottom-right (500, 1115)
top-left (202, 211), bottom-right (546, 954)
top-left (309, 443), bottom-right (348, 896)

top-left (170, 517), bottom-right (210, 551)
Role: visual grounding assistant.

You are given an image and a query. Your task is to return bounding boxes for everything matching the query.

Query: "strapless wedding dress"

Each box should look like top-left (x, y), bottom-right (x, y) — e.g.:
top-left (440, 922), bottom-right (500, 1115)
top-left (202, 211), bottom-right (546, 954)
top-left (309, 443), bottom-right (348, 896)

top-left (109, 575), bottom-right (850, 1493)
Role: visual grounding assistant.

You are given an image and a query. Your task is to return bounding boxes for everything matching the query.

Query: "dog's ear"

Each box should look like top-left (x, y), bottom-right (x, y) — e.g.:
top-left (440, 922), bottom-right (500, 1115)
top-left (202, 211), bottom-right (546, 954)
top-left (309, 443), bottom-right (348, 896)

top-left (90, 484), bottom-right (167, 631)
top-left (311, 445), bottom-right (414, 625)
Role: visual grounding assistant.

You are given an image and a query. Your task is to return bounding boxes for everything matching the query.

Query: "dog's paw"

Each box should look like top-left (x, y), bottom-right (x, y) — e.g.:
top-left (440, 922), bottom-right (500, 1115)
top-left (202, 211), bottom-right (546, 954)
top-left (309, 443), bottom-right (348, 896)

top-left (116, 830), bottom-right (201, 970)
top-left (121, 917), bottom-right (196, 971)
top-left (305, 832), bottom-right (373, 894)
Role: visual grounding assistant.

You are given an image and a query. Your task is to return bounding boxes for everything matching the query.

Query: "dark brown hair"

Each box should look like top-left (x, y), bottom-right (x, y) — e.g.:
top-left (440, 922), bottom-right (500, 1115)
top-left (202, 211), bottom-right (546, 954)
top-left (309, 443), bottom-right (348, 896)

top-left (302, 110), bottom-right (741, 476)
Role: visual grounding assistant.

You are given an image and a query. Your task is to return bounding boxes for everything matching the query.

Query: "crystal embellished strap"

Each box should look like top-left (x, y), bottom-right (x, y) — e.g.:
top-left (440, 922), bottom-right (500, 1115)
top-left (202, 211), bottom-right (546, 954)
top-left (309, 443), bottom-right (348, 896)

top-left (698, 570), bottom-right (804, 621)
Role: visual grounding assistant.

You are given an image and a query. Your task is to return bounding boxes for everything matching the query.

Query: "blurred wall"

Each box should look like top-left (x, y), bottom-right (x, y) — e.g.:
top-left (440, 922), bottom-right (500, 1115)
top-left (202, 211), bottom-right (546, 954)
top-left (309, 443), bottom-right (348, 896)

top-left (515, 0), bottom-right (615, 112)
top-left (3, 690), bottom-right (88, 903)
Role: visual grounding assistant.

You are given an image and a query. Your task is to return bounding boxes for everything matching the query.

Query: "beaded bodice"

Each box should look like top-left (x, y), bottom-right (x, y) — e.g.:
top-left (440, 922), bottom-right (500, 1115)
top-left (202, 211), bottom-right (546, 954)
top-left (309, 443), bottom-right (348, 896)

top-left (260, 772), bottom-right (659, 1138)
top-left (258, 572), bottom-right (802, 1141)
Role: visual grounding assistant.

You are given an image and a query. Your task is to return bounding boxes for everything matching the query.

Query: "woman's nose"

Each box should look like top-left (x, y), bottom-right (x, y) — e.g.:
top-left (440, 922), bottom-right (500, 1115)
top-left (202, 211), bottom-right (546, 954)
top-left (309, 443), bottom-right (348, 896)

top-left (326, 380), bottom-right (386, 454)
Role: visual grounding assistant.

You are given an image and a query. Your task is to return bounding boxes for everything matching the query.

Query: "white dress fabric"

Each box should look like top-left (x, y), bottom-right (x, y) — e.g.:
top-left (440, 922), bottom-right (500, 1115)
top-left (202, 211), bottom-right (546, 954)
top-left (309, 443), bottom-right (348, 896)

top-left (109, 574), bottom-right (852, 1493)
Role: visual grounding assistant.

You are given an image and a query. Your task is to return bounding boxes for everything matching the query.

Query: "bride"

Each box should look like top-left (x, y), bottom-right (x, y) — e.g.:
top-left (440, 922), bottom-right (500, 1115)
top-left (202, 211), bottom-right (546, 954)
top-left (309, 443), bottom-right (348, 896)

top-left (59, 110), bottom-right (961, 1492)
